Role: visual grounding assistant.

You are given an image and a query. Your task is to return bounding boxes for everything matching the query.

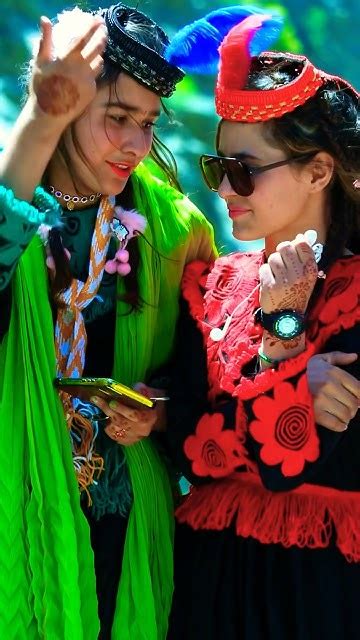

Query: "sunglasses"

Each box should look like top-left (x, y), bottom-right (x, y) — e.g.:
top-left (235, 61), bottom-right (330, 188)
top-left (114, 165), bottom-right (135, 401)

top-left (199, 153), bottom-right (314, 197)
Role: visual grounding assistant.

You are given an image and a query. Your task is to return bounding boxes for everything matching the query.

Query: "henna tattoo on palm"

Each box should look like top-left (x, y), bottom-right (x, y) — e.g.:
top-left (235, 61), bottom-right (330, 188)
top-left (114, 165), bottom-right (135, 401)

top-left (36, 75), bottom-right (80, 116)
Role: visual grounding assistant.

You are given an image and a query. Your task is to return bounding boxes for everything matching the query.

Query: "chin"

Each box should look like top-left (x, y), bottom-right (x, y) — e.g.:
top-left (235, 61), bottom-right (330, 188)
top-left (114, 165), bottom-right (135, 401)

top-left (232, 223), bottom-right (261, 243)
top-left (99, 177), bottom-right (130, 197)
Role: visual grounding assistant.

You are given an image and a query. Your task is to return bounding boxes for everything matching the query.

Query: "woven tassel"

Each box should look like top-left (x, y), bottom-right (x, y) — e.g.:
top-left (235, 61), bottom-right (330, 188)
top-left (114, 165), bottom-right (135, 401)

top-left (61, 393), bottom-right (104, 500)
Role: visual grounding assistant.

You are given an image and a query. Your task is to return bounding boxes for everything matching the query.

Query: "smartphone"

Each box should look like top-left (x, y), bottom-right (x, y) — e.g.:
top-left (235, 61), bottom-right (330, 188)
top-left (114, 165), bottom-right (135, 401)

top-left (54, 377), bottom-right (155, 410)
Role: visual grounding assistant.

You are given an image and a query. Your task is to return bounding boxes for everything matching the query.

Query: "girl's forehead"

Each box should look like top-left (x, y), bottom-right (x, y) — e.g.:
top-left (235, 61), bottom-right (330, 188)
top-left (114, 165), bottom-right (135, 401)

top-left (97, 74), bottom-right (161, 114)
top-left (218, 121), bottom-right (271, 153)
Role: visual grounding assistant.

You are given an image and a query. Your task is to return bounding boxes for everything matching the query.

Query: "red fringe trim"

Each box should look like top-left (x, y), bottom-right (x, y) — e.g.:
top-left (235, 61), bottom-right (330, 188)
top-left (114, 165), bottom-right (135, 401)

top-left (176, 472), bottom-right (360, 563)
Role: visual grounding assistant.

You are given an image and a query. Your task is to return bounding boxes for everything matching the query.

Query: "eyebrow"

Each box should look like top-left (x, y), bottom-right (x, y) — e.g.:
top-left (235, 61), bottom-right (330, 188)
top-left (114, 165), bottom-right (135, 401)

top-left (217, 150), bottom-right (261, 161)
top-left (103, 100), bottom-right (161, 118)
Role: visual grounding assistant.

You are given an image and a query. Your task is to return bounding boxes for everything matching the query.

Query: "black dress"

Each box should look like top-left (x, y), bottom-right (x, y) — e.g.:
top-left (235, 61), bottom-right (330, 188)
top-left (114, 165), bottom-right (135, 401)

top-left (165, 279), bottom-right (360, 640)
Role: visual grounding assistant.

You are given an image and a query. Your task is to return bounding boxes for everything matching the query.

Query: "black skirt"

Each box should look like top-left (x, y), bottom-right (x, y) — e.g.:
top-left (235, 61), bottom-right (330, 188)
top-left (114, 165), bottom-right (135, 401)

top-left (168, 522), bottom-right (360, 640)
top-left (83, 508), bottom-right (129, 640)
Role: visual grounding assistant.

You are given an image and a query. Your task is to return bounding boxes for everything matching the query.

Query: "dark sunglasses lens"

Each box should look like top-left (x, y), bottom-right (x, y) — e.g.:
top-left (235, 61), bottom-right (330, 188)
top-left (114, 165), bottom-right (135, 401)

top-left (201, 156), bottom-right (254, 196)
top-left (200, 157), bottom-right (224, 191)
top-left (224, 159), bottom-right (254, 197)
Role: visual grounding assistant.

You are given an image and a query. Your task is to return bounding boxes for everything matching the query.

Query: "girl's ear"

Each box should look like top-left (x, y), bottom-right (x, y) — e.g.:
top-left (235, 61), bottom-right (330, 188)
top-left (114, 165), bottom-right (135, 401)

top-left (308, 152), bottom-right (335, 193)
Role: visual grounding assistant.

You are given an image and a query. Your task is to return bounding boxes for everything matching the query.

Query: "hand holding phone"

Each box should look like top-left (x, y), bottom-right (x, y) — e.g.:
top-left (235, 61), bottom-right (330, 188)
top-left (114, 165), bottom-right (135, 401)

top-left (54, 377), bottom-right (155, 410)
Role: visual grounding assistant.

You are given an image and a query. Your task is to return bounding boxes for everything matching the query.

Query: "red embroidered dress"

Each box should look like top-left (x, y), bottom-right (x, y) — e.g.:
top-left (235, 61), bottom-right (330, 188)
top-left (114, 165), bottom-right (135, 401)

top-left (166, 252), bottom-right (360, 640)
top-left (170, 253), bottom-right (360, 561)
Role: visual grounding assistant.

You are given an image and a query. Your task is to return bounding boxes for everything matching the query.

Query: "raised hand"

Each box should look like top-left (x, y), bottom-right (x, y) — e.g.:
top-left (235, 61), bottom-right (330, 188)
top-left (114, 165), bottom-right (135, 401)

top-left (30, 15), bottom-right (107, 124)
top-left (259, 234), bottom-right (318, 314)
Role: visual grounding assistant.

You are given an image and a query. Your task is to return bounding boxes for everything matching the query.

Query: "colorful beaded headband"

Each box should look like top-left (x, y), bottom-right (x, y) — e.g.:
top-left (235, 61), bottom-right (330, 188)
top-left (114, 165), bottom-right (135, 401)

top-left (215, 15), bottom-right (359, 122)
top-left (98, 3), bottom-right (184, 97)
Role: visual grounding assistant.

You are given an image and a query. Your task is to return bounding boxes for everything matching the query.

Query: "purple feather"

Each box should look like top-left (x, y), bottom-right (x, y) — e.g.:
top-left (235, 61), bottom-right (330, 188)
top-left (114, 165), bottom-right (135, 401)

top-left (165, 6), bottom-right (283, 74)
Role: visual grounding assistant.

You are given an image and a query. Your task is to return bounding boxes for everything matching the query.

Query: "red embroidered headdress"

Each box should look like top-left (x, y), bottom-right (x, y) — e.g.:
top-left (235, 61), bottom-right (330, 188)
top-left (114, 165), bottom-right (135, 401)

top-left (215, 14), bottom-right (359, 122)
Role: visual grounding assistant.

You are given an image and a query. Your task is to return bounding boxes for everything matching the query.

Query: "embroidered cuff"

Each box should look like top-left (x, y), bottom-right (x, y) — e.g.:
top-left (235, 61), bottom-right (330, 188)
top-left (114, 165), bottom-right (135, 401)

top-left (0, 184), bottom-right (60, 242)
top-left (232, 342), bottom-right (316, 401)
top-left (32, 186), bottom-right (61, 226)
top-left (0, 184), bottom-right (60, 290)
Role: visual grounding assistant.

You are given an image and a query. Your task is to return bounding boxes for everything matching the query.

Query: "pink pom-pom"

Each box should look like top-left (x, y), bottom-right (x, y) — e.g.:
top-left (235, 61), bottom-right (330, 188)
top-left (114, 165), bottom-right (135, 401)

top-left (115, 248), bottom-right (129, 263)
top-left (105, 259), bottom-right (118, 274)
top-left (46, 255), bottom-right (56, 271)
top-left (113, 207), bottom-right (147, 239)
top-left (117, 262), bottom-right (131, 276)
top-left (45, 246), bottom-right (71, 272)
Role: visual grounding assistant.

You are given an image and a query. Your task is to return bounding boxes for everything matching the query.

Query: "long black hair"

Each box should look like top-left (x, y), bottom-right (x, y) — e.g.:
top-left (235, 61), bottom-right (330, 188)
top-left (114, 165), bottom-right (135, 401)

top-left (246, 55), bottom-right (360, 265)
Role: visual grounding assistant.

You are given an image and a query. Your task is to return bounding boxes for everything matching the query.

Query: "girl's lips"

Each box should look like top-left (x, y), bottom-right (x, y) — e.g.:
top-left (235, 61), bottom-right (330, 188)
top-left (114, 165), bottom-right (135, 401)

top-left (106, 161), bottom-right (133, 179)
top-left (228, 208), bottom-right (251, 220)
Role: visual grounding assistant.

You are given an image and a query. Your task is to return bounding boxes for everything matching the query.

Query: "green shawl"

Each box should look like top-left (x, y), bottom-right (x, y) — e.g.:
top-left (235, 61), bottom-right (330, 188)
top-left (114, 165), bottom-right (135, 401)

top-left (112, 164), bottom-right (215, 639)
top-left (0, 166), bottom-right (215, 639)
top-left (0, 238), bottom-right (99, 639)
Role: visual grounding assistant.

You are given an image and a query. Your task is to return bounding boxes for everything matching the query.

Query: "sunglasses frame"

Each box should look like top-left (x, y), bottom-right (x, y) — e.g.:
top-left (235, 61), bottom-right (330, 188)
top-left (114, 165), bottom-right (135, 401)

top-left (199, 153), bottom-right (314, 196)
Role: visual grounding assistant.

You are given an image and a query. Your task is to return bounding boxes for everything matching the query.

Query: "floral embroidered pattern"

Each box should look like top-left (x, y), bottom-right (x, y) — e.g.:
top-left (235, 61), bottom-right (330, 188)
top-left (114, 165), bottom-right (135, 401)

top-left (205, 252), bottom-right (262, 324)
top-left (308, 257), bottom-right (360, 341)
top-left (183, 253), bottom-right (360, 403)
top-left (249, 375), bottom-right (319, 476)
top-left (184, 412), bottom-right (246, 478)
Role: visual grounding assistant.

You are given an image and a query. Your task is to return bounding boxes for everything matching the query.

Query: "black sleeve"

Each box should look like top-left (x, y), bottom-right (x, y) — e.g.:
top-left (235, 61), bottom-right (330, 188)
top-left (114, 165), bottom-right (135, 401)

top-left (166, 296), bottom-right (360, 492)
top-left (165, 296), bottom-right (238, 485)
top-left (247, 323), bottom-right (360, 492)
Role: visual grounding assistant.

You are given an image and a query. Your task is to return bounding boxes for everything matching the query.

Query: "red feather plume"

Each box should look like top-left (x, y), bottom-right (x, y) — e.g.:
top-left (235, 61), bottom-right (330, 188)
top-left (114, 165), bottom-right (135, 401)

top-left (217, 14), bottom-right (271, 91)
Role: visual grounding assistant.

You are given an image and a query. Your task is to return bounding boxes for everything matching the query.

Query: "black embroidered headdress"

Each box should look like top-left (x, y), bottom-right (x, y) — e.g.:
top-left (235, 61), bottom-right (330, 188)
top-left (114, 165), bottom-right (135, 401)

top-left (97, 3), bottom-right (184, 97)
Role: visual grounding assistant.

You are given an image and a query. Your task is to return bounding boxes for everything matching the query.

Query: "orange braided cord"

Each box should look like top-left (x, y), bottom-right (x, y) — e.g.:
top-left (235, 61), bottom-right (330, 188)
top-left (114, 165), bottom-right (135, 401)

top-left (55, 196), bottom-right (114, 377)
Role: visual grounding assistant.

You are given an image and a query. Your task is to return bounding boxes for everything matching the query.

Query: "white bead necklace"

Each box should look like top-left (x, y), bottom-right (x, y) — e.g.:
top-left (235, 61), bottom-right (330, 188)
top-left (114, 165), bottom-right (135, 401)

top-left (49, 185), bottom-right (102, 210)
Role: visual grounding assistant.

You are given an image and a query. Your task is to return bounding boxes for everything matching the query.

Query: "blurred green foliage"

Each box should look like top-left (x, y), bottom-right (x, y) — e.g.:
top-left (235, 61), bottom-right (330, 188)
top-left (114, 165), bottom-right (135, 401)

top-left (1, 0), bottom-right (359, 250)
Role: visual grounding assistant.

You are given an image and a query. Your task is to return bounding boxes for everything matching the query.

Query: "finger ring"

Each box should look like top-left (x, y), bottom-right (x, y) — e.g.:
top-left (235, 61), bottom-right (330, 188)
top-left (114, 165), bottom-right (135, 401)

top-left (98, 414), bottom-right (111, 423)
top-left (114, 427), bottom-right (127, 439)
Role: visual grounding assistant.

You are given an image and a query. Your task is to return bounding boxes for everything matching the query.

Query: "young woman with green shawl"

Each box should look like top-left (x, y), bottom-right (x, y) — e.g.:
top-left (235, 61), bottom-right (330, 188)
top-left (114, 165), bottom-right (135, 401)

top-left (0, 4), bottom-right (216, 639)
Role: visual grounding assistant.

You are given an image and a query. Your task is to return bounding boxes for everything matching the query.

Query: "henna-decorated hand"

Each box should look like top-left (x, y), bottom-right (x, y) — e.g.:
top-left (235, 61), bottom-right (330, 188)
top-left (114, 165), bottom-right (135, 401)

top-left (30, 15), bottom-right (107, 126)
top-left (259, 234), bottom-right (318, 314)
top-left (91, 384), bottom-right (167, 446)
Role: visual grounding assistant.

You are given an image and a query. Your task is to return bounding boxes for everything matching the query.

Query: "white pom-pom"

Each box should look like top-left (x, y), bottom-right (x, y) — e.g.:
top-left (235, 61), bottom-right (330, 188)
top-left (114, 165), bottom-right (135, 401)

top-left (52, 8), bottom-right (95, 57)
top-left (32, 8), bottom-right (95, 59)
top-left (114, 207), bottom-right (147, 239)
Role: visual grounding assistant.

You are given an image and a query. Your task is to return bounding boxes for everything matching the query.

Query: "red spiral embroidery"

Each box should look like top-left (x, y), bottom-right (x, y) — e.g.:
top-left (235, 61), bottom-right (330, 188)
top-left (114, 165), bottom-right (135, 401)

top-left (325, 277), bottom-right (352, 302)
top-left (202, 440), bottom-right (227, 469)
top-left (212, 266), bottom-right (243, 300)
top-left (275, 406), bottom-right (310, 451)
top-left (250, 376), bottom-right (319, 476)
top-left (184, 412), bottom-right (247, 478)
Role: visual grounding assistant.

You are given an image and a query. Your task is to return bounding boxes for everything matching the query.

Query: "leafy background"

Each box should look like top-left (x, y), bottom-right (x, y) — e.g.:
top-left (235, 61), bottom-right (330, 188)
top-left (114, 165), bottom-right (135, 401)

top-left (1, 0), bottom-right (359, 251)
